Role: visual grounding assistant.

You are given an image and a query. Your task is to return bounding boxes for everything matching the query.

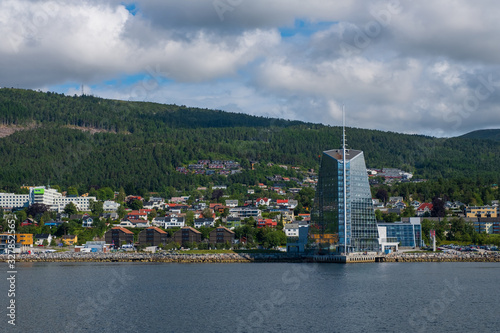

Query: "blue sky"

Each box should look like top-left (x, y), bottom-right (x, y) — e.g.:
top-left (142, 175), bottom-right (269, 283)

top-left (2, 0), bottom-right (500, 137)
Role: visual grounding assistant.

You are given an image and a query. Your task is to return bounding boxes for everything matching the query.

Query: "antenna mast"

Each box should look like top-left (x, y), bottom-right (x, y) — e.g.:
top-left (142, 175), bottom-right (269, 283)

top-left (343, 104), bottom-right (347, 254)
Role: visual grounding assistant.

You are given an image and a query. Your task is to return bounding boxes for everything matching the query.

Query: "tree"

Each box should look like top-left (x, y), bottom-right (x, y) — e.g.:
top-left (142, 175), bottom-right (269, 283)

top-left (401, 205), bottom-right (416, 218)
top-left (27, 203), bottom-right (49, 221)
top-left (376, 189), bottom-right (389, 203)
top-left (431, 197), bottom-right (445, 217)
top-left (116, 187), bottom-right (126, 202)
top-left (67, 186), bottom-right (78, 196)
top-left (129, 199), bottom-right (143, 210)
top-left (64, 202), bottom-right (78, 215)
top-left (89, 199), bottom-right (104, 216)
top-left (202, 208), bottom-right (213, 218)
top-left (186, 211), bottom-right (195, 227)
top-left (148, 209), bottom-right (157, 222)
top-left (117, 205), bottom-right (127, 220)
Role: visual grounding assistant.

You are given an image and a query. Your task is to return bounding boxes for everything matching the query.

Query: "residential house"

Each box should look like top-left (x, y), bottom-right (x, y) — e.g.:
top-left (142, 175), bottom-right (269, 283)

top-left (34, 234), bottom-right (53, 246)
top-left (119, 219), bottom-right (150, 228)
top-left (105, 227), bottom-right (134, 249)
top-left (466, 206), bottom-right (498, 218)
top-left (173, 227), bottom-right (202, 247)
top-left (256, 198), bottom-right (271, 206)
top-left (417, 203), bottom-right (433, 217)
top-left (100, 212), bottom-right (119, 220)
top-left (103, 200), bottom-right (120, 211)
top-left (225, 199), bottom-right (239, 208)
top-left (226, 217), bottom-right (242, 230)
top-left (82, 215), bottom-right (94, 228)
top-left (229, 206), bottom-right (260, 219)
top-left (138, 227), bottom-right (168, 246)
top-left (257, 219), bottom-right (277, 228)
top-left (126, 210), bottom-right (148, 220)
top-left (21, 218), bottom-right (37, 227)
top-left (152, 216), bottom-right (185, 229)
top-left (62, 235), bottom-right (78, 246)
top-left (194, 218), bottom-right (215, 228)
top-left (16, 234), bottom-right (33, 246)
top-left (209, 226), bottom-right (235, 245)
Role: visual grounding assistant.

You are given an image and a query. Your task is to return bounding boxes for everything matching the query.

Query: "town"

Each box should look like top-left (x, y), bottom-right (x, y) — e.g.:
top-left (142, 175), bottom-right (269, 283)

top-left (1, 159), bottom-right (499, 255)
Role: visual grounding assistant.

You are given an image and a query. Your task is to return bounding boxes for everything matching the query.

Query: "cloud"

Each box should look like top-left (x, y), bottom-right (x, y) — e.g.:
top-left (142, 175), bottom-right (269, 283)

top-left (1, 0), bottom-right (500, 136)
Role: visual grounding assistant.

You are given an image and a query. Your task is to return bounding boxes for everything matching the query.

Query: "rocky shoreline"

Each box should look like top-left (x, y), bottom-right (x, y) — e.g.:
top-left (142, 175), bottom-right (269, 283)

top-left (381, 251), bottom-right (500, 263)
top-left (3, 251), bottom-right (500, 263)
top-left (4, 252), bottom-right (306, 263)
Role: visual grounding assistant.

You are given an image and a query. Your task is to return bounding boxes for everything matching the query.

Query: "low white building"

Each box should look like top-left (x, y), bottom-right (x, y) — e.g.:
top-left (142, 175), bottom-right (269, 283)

top-left (103, 201), bottom-right (120, 211)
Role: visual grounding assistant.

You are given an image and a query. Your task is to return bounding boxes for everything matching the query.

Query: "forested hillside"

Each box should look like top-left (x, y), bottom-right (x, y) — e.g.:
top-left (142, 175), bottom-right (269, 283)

top-left (0, 88), bottom-right (499, 195)
top-left (461, 129), bottom-right (500, 142)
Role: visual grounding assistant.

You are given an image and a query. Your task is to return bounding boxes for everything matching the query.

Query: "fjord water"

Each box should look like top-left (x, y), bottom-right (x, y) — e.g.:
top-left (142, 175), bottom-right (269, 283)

top-left (4, 262), bottom-right (499, 332)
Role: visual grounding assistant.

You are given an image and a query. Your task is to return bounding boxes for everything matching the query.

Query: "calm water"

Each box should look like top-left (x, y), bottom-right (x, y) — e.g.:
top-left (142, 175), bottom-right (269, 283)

top-left (1, 261), bottom-right (499, 332)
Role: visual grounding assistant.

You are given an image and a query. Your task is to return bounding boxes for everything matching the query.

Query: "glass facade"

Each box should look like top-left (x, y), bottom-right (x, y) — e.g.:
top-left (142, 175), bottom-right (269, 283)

top-left (311, 149), bottom-right (379, 253)
top-left (377, 223), bottom-right (422, 248)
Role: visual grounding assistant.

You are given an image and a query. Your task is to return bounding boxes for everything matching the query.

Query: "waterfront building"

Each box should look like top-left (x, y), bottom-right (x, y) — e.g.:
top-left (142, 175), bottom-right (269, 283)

top-left (209, 226), bottom-right (235, 245)
top-left (377, 218), bottom-right (423, 248)
top-left (138, 227), bottom-right (168, 246)
top-left (173, 227), bottom-right (202, 247)
top-left (310, 148), bottom-right (380, 253)
top-left (105, 227), bottom-right (134, 249)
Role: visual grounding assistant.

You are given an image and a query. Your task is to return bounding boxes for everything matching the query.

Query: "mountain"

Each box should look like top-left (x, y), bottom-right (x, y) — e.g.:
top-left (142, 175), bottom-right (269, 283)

top-left (460, 129), bottom-right (500, 142)
top-left (0, 88), bottom-right (499, 194)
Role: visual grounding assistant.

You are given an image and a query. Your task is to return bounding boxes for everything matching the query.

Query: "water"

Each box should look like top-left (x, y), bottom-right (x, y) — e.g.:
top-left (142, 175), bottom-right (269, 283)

top-left (1, 262), bottom-right (499, 332)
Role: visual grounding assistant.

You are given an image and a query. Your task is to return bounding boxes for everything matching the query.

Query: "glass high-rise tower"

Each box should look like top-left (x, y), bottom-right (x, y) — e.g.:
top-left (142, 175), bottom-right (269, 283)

top-left (310, 149), bottom-right (379, 253)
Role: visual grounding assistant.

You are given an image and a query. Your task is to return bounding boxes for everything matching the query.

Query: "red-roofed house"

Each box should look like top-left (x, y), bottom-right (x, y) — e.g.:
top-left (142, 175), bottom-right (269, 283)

top-left (257, 219), bottom-right (277, 228)
top-left (417, 203), bottom-right (433, 216)
top-left (126, 210), bottom-right (148, 220)
top-left (276, 199), bottom-right (289, 206)
top-left (256, 198), bottom-right (271, 206)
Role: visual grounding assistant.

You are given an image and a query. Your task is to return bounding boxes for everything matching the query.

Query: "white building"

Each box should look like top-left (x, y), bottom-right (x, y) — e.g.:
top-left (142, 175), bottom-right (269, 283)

top-left (103, 200), bottom-right (120, 211)
top-left (0, 186), bottom-right (96, 212)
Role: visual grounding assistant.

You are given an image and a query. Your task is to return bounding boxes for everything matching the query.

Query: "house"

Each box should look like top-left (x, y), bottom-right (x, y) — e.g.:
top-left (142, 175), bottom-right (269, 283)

top-left (21, 218), bottom-right (37, 226)
top-left (45, 219), bottom-right (64, 227)
top-left (284, 223), bottom-right (299, 237)
top-left (82, 215), bottom-right (94, 228)
top-left (105, 227), bottom-right (134, 249)
top-left (100, 212), bottom-right (119, 220)
top-left (16, 234), bottom-right (33, 246)
top-left (62, 235), bottom-right (78, 246)
top-left (194, 218), bottom-right (215, 228)
top-left (103, 200), bottom-right (120, 211)
top-left (138, 227), bottom-right (168, 246)
top-left (34, 234), bottom-right (53, 246)
top-left (229, 206), bottom-right (260, 218)
top-left (225, 199), bottom-right (239, 208)
top-left (394, 201), bottom-right (407, 209)
top-left (152, 216), bottom-right (185, 228)
top-left (119, 219), bottom-right (150, 228)
top-left (226, 217), bottom-right (242, 230)
top-left (126, 210), bottom-right (148, 220)
top-left (257, 219), bottom-right (277, 228)
top-left (209, 226), bottom-right (235, 245)
top-left (256, 198), bottom-right (271, 206)
top-left (417, 203), bottom-right (433, 216)
top-left (173, 227), bottom-right (202, 247)
top-left (276, 199), bottom-right (289, 207)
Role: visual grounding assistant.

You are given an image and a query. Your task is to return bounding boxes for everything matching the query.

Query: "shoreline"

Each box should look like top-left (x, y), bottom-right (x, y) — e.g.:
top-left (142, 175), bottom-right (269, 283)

top-left (4, 251), bottom-right (500, 263)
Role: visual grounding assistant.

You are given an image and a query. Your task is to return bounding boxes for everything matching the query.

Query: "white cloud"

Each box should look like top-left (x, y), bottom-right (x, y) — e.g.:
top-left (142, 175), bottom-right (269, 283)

top-left (2, 0), bottom-right (500, 136)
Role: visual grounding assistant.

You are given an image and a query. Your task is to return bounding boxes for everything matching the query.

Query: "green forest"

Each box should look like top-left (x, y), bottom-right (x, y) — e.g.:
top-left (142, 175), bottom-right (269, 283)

top-left (0, 88), bottom-right (499, 200)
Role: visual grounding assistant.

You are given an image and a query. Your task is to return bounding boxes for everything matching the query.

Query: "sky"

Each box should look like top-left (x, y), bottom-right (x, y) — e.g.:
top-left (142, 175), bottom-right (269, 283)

top-left (1, 0), bottom-right (500, 137)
